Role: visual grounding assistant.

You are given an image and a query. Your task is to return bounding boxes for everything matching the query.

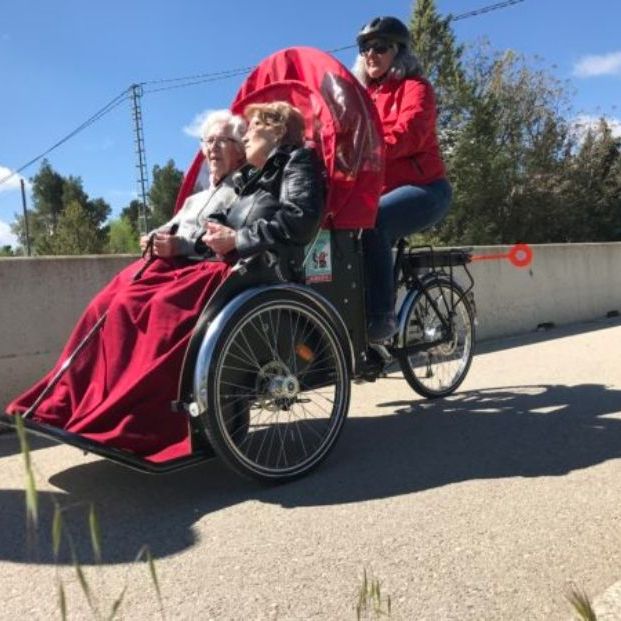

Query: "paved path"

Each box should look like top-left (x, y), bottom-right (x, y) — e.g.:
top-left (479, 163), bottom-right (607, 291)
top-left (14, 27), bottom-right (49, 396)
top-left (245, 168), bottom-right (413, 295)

top-left (1, 319), bottom-right (621, 620)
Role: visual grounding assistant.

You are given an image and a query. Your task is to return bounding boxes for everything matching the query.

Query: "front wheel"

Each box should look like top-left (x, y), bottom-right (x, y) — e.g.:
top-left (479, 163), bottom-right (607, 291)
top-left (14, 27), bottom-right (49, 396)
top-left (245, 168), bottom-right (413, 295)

top-left (397, 279), bottom-right (475, 399)
top-left (201, 290), bottom-right (351, 483)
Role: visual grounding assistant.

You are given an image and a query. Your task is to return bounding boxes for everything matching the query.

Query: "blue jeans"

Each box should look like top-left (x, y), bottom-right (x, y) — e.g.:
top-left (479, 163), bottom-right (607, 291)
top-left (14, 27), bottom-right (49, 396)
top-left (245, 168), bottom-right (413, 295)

top-left (362, 179), bottom-right (452, 319)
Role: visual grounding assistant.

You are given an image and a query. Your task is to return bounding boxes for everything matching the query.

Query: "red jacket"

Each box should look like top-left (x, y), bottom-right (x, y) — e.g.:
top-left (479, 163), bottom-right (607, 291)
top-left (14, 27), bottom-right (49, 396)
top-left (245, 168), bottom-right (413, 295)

top-left (367, 76), bottom-right (446, 193)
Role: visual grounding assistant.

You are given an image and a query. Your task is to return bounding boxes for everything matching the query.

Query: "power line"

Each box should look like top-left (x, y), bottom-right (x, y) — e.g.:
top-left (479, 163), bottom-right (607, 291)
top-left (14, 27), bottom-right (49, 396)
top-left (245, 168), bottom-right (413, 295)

top-left (142, 68), bottom-right (253, 95)
top-left (452, 0), bottom-right (525, 21)
top-left (299, 1), bottom-right (528, 54)
top-left (138, 1), bottom-right (528, 88)
top-left (140, 66), bottom-right (256, 87)
top-left (0, 88), bottom-right (130, 187)
top-left (0, 0), bottom-right (526, 189)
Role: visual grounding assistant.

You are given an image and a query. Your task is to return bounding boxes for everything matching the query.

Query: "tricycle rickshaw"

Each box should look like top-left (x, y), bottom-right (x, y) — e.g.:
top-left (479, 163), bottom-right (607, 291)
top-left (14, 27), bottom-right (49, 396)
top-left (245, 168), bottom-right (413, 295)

top-left (1, 47), bottom-right (477, 483)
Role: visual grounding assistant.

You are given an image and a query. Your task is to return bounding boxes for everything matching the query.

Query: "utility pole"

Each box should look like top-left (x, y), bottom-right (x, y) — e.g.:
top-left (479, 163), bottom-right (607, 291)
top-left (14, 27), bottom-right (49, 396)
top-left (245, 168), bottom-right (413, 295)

top-left (19, 178), bottom-right (31, 256)
top-left (130, 83), bottom-right (150, 235)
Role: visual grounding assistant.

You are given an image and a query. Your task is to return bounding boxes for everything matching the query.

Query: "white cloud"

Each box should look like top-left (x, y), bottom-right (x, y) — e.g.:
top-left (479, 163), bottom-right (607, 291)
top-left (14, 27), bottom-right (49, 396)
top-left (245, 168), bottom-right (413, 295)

top-left (183, 109), bottom-right (217, 138)
top-left (574, 51), bottom-right (621, 77)
top-left (0, 220), bottom-right (18, 247)
top-left (0, 165), bottom-right (29, 193)
top-left (571, 115), bottom-right (621, 143)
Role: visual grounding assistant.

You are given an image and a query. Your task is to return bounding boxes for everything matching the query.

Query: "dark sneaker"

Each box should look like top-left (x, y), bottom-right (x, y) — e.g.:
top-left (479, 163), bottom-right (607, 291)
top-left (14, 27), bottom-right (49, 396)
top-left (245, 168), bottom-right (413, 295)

top-left (367, 313), bottom-right (398, 343)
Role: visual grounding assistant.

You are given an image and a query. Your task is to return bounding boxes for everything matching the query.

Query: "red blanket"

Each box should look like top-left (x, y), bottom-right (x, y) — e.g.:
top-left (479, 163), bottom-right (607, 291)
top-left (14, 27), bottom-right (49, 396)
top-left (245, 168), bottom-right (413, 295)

top-left (7, 258), bottom-right (231, 463)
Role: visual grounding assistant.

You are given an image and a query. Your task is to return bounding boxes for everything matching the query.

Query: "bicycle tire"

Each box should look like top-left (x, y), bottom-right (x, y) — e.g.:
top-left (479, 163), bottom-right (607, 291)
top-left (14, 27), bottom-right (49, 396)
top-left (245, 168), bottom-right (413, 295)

top-left (201, 289), bottom-right (351, 483)
top-left (397, 278), bottom-right (475, 399)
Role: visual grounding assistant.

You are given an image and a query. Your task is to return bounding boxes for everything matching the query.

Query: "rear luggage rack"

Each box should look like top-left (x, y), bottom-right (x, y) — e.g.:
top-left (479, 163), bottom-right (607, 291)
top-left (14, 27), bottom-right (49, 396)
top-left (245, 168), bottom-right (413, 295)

top-left (396, 244), bottom-right (475, 300)
top-left (403, 246), bottom-right (472, 270)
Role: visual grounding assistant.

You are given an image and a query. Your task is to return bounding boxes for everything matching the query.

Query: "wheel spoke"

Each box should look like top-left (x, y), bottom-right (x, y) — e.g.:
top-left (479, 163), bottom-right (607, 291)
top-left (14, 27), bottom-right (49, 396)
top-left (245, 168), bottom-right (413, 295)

top-left (289, 310), bottom-right (301, 375)
top-left (235, 328), bottom-right (264, 370)
top-left (223, 347), bottom-right (262, 371)
top-left (221, 361), bottom-right (259, 375)
top-left (275, 418), bottom-right (288, 468)
top-left (248, 313), bottom-right (286, 367)
top-left (221, 378), bottom-right (256, 392)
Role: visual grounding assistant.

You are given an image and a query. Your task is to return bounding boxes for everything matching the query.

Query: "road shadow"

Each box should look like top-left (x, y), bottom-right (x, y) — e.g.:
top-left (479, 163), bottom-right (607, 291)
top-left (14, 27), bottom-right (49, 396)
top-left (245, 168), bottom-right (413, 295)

top-left (1, 382), bottom-right (620, 565)
top-left (0, 429), bottom-right (54, 459)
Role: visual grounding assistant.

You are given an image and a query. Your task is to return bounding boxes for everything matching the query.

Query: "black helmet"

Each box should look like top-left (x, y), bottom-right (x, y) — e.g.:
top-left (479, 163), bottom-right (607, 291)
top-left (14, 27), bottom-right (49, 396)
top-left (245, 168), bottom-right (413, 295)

top-left (357, 16), bottom-right (410, 49)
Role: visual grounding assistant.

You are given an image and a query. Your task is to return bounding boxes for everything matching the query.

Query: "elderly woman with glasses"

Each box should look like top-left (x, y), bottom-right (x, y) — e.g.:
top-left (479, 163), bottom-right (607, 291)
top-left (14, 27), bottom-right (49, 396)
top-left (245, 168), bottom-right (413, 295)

top-left (353, 16), bottom-right (452, 342)
top-left (139, 109), bottom-right (246, 259)
top-left (7, 101), bottom-right (323, 464)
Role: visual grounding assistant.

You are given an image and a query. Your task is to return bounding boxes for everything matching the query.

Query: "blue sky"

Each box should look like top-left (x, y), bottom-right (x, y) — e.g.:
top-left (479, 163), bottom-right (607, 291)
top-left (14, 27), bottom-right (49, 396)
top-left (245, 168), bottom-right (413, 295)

top-left (1, 0), bottom-right (620, 246)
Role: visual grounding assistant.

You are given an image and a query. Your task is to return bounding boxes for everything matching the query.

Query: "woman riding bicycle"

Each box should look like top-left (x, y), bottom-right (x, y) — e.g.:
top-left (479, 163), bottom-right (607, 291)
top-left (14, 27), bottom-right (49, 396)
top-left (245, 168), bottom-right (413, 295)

top-left (353, 16), bottom-right (452, 343)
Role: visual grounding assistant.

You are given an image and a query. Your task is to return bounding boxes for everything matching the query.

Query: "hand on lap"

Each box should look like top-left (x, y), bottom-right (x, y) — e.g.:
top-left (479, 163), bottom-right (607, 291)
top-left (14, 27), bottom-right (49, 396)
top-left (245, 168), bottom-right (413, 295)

top-left (203, 222), bottom-right (236, 257)
top-left (153, 233), bottom-right (181, 258)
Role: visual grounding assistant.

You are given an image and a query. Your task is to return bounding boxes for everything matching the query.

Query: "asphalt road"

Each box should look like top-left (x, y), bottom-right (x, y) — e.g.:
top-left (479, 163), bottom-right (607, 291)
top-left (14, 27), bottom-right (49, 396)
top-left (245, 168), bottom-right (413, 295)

top-left (1, 319), bottom-right (621, 620)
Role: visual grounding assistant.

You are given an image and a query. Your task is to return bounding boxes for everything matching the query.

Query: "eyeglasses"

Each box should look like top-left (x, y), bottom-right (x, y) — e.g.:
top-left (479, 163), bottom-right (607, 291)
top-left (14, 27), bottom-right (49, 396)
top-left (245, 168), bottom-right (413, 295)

top-left (359, 42), bottom-right (393, 56)
top-left (200, 136), bottom-right (238, 148)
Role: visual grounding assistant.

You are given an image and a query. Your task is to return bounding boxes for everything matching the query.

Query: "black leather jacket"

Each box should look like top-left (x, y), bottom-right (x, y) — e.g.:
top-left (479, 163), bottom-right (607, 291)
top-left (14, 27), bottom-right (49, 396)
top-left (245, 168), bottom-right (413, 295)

top-left (200, 146), bottom-right (324, 274)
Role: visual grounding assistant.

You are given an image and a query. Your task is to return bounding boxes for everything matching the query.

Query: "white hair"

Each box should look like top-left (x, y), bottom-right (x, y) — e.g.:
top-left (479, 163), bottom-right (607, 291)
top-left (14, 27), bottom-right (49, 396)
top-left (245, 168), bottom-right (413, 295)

top-left (352, 47), bottom-right (424, 86)
top-left (200, 109), bottom-right (247, 143)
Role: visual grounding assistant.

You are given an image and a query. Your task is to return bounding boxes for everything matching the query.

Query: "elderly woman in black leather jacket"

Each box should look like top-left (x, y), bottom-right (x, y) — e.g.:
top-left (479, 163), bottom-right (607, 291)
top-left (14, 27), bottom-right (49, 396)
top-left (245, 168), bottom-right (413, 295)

top-left (197, 101), bottom-right (323, 273)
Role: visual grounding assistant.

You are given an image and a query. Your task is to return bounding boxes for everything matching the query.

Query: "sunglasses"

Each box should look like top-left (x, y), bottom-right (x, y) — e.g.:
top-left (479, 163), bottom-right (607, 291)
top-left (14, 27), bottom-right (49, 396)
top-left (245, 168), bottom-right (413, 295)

top-left (359, 42), bottom-right (393, 55)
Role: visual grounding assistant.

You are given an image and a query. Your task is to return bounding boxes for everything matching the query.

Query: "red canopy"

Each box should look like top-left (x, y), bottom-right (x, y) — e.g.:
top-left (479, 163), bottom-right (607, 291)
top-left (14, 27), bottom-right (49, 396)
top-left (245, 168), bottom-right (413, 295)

top-left (175, 47), bottom-right (385, 229)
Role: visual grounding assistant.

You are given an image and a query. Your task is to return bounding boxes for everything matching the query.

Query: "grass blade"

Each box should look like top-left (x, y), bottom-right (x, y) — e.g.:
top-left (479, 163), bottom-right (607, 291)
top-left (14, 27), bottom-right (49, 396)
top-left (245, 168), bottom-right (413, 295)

top-left (52, 503), bottom-right (63, 558)
top-left (146, 549), bottom-right (164, 618)
top-left (25, 469), bottom-right (38, 526)
top-left (355, 568), bottom-right (392, 619)
top-left (74, 561), bottom-right (97, 616)
top-left (58, 580), bottom-right (68, 621)
top-left (566, 585), bottom-right (598, 621)
top-left (136, 546), bottom-right (164, 619)
top-left (107, 585), bottom-right (128, 621)
top-left (88, 503), bottom-right (102, 563)
top-left (15, 416), bottom-right (38, 527)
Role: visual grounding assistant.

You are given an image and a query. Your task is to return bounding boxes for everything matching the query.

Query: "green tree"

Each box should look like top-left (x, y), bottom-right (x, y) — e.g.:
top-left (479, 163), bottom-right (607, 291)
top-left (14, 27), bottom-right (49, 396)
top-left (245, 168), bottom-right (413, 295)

top-left (30, 159), bottom-right (65, 232)
top-left (120, 199), bottom-right (142, 237)
top-left (427, 47), bottom-right (572, 245)
top-left (148, 160), bottom-right (183, 229)
top-left (46, 200), bottom-right (103, 255)
top-left (0, 245), bottom-right (15, 256)
top-left (11, 160), bottom-right (111, 254)
top-left (408, 4), bottom-right (619, 245)
top-left (409, 0), bottom-right (470, 134)
top-left (563, 119), bottom-right (621, 241)
top-left (107, 216), bottom-right (139, 254)
top-left (11, 160), bottom-right (63, 250)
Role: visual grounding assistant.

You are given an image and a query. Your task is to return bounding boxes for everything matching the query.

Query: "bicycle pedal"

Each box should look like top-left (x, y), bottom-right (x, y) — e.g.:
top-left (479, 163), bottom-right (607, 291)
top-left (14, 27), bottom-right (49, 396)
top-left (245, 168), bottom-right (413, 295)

top-left (368, 343), bottom-right (392, 363)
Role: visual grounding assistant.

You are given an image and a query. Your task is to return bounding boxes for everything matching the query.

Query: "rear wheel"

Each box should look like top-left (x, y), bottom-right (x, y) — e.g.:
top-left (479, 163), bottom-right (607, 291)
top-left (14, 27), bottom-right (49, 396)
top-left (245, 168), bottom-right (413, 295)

top-left (202, 290), bottom-right (350, 483)
top-left (397, 279), bottom-right (475, 399)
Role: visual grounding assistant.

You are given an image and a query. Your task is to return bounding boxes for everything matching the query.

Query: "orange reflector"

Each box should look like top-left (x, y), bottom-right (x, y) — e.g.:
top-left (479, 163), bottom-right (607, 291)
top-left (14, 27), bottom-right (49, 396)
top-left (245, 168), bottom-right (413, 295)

top-left (295, 343), bottom-right (315, 362)
top-left (471, 242), bottom-right (533, 268)
top-left (508, 243), bottom-right (533, 268)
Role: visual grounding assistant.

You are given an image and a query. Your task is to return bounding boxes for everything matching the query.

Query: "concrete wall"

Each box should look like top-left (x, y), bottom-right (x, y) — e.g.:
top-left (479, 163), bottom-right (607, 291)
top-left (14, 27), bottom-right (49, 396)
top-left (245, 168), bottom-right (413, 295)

top-left (1, 244), bottom-right (620, 409)
top-left (0, 255), bottom-right (135, 411)
top-left (468, 243), bottom-right (621, 338)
